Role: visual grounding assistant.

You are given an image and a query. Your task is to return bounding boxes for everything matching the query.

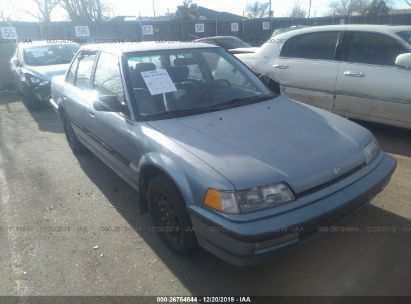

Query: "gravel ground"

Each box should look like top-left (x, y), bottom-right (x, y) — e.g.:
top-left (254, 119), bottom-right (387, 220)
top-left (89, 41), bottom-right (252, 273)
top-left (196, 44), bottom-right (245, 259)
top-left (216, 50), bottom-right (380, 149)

top-left (0, 92), bottom-right (410, 296)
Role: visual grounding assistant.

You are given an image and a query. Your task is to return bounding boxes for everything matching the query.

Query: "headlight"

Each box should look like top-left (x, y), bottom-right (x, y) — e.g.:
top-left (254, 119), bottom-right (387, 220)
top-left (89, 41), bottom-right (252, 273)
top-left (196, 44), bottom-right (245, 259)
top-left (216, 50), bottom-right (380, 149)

top-left (27, 75), bottom-right (49, 86)
top-left (204, 183), bottom-right (295, 214)
top-left (364, 137), bottom-right (381, 164)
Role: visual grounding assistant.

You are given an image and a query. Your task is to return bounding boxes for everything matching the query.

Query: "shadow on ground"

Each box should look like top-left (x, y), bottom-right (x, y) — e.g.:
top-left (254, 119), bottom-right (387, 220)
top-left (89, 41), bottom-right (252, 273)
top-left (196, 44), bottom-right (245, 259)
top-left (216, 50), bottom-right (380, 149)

top-left (0, 91), bottom-right (63, 133)
top-left (75, 150), bottom-right (411, 296)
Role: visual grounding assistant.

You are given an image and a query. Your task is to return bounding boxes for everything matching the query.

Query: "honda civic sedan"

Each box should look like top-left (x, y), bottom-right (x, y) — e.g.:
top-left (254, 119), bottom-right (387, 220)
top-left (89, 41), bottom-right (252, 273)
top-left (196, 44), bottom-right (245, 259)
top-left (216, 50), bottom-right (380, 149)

top-left (51, 42), bottom-right (396, 266)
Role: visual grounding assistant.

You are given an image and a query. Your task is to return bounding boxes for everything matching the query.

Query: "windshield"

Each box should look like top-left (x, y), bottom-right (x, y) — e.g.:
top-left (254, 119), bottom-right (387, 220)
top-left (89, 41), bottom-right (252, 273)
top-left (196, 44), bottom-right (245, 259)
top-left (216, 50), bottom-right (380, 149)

top-left (397, 31), bottom-right (411, 47)
top-left (217, 37), bottom-right (252, 49)
top-left (125, 48), bottom-right (273, 119)
top-left (23, 44), bottom-right (79, 66)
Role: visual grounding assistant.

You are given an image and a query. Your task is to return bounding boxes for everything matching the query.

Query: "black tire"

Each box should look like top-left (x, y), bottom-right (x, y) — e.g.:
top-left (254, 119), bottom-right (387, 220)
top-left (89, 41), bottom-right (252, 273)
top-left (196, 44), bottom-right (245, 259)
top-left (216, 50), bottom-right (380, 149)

top-left (147, 175), bottom-right (196, 255)
top-left (22, 92), bottom-right (43, 111)
top-left (62, 112), bottom-right (88, 154)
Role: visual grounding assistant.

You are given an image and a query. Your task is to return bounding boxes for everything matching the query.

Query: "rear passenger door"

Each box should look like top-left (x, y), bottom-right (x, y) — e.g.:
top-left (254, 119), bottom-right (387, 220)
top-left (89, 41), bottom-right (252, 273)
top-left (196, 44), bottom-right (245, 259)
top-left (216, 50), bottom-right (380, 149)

top-left (334, 31), bottom-right (411, 128)
top-left (86, 51), bottom-right (136, 180)
top-left (270, 31), bottom-right (341, 111)
top-left (63, 50), bottom-right (97, 142)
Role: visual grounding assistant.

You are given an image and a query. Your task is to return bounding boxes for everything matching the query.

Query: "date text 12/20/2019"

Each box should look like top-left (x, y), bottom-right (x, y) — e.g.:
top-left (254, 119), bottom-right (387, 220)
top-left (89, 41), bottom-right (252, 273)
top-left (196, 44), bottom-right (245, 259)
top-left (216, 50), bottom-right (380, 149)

top-left (156, 297), bottom-right (252, 303)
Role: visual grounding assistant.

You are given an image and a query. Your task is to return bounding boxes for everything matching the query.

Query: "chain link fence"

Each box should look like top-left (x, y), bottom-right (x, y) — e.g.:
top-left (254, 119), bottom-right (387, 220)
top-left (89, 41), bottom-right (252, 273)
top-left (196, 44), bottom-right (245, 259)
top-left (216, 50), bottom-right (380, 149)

top-left (1, 13), bottom-right (411, 89)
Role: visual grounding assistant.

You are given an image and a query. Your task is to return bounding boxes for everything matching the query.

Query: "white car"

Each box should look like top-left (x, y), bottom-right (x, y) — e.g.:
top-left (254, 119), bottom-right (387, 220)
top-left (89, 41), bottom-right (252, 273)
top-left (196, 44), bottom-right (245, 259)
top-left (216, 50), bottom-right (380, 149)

top-left (236, 25), bottom-right (411, 129)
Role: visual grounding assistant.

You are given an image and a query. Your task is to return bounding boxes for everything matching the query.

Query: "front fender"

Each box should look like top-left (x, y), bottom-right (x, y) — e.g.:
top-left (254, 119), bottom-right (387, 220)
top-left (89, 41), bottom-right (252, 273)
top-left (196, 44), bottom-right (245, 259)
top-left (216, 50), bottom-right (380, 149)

top-left (137, 152), bottom-right (195, 207)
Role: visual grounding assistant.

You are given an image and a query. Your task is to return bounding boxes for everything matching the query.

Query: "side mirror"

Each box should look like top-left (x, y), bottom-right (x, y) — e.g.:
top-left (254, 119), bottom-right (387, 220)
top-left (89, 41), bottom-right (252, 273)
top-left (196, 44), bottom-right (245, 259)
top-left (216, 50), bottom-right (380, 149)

top-left (395, 53), bottom-right (411, 69)
top-left (93, 95), bottom-right (124, 112)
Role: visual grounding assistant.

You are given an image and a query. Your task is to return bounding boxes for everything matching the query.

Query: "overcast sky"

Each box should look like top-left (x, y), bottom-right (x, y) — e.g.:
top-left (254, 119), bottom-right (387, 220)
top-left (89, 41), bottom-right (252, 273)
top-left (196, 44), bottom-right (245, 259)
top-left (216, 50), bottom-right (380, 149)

top-left (1, 0), bottom-right (409, 21)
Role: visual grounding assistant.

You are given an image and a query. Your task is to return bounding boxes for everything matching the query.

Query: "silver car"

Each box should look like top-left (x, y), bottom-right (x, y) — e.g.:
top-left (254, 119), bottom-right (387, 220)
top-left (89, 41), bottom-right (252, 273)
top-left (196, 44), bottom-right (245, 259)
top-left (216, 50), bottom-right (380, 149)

top-left (51, 42), bottom-right (396, 266)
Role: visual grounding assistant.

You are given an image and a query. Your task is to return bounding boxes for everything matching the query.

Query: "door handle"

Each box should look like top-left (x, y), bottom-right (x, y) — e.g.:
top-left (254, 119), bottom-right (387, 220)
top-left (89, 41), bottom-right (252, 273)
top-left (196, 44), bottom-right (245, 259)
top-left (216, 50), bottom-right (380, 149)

top-left (344, 71), bottom-right (365, 77)
top-left (272, 64), bottom-right (289, 69)
top-left (89, 111), bottom-right (96, 118)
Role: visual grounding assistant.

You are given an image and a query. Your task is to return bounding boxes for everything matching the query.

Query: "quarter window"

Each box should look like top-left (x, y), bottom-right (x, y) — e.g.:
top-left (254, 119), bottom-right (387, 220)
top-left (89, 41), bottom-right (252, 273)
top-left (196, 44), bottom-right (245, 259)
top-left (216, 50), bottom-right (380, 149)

top-left (74, 51), bottom-right (97, 90)
top-left (66, 55), bottom-right (79, 85)
top-left (280, 32), bottom-right (340, 60)
top-left (342, 32), bottom-right (408, 66)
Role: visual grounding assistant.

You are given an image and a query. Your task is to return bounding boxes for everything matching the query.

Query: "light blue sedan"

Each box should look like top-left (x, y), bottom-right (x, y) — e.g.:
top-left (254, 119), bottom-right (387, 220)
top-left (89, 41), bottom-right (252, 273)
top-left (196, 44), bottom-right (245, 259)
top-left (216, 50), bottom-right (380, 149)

top-left (51, 42), bottom-right (396, 266)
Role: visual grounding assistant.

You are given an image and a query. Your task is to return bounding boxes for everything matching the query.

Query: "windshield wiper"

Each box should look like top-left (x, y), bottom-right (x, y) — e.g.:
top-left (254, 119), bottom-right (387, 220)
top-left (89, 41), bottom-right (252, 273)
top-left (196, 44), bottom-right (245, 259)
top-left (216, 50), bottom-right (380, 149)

top-left (212, 94), bottom-right (275, 110)
top-left (147, 94), bottom-right (275, 120)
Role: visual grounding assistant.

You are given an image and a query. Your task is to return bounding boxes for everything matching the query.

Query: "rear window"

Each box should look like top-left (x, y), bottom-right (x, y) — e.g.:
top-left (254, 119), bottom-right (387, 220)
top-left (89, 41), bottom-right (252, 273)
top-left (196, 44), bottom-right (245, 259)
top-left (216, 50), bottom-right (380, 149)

top-left (280, 31), bottom-right (339, 60)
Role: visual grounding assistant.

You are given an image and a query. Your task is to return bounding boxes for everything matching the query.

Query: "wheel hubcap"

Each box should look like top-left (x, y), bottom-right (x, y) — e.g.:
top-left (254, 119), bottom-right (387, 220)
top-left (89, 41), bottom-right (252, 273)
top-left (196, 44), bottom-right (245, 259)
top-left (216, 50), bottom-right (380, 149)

top-left (155, 191), bottom-right (182, 245)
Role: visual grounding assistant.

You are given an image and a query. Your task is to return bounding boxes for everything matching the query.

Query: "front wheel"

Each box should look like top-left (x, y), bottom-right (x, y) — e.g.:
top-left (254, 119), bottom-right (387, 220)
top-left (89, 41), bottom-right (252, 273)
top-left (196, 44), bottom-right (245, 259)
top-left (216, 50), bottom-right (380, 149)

top-left (148, 175), bottom-right (196, 255)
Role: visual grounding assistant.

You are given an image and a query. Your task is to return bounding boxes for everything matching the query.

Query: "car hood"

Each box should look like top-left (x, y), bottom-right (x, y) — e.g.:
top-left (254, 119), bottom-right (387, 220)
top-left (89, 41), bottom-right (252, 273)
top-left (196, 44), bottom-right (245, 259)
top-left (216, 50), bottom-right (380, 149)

top-left (24, 64), bottom-right (70, 81)
top-left (148, 97), bottom-right (371, 193)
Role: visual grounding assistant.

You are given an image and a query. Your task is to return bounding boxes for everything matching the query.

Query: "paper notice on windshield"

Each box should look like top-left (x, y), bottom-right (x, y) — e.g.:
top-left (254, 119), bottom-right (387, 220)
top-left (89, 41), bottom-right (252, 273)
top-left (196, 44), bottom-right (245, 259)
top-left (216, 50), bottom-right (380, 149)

top-left (141, 69), bottom-right (177, 96)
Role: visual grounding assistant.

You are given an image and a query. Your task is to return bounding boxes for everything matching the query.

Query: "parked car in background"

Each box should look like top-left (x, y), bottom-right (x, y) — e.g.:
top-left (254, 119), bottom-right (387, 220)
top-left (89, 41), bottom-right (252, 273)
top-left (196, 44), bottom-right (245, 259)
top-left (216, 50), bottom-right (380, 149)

top-left (194, 36), bottom-right (258, 54)
top-left (236, 25), bottom-right (411, 129)
top-left (10, 41), bottom-right (79, 110)
top-left (51, 42), bottom-right (395, 266)
top-left (271, 25), bottom-right (308, 37)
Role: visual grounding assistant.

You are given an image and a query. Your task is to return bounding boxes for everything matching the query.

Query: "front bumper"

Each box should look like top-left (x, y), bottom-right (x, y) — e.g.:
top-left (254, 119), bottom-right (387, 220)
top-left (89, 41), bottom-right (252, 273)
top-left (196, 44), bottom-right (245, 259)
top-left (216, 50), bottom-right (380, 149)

top-left (189, 154), bottom-right (396, 266)
top-left (24, 84), bottom-right (51, 103)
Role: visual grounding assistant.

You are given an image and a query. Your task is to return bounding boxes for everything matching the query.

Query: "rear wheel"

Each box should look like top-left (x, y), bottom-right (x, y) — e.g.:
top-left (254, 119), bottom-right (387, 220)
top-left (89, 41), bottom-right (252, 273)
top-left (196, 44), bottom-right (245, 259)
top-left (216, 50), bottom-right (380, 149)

top-left (148, 175), bottom-right (196, 255)
top-left (62, 113), bottom-right (88, 154)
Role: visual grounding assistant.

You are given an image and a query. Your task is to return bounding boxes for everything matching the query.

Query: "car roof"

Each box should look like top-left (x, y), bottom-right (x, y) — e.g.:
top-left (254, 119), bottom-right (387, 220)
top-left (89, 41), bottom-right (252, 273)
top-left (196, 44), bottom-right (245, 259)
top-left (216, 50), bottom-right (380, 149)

top-left (80, 41), bottom-right (219, 55)
top-left (273, 24), bottom-right (411, 40)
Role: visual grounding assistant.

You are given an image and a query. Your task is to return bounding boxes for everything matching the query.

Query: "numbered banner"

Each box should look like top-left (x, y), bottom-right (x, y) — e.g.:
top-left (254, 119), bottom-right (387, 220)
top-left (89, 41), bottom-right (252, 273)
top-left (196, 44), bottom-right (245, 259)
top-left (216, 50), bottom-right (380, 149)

top-left (1, 27), bottom-right (18, 40)
top-left (262, 22), bottom-right (270, 31)
top-left (75, 26), bottom-right (90, 37)
top-left (142, 25), bottom-right (154, 35)
top-left (231, 23), bottom-right (239, 32)
top-left (195, 23), bottom-right (205, 33)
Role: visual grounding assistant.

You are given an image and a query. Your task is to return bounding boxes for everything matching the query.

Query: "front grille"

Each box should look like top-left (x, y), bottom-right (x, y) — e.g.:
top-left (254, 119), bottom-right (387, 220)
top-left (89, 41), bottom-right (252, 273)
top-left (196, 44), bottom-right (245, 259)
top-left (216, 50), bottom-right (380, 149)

top-left (296, 163), bottom-right (366, 199)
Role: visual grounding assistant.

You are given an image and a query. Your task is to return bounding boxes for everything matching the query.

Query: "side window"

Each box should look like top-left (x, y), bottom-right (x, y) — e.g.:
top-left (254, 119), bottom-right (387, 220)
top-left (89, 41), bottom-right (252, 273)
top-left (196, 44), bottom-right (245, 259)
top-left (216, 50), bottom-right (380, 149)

top-left (93, 52), bottom-right (125, 105)
top-left (280, 32), bottom-right (340, 60)
top-left (343, 32), bottom-right (408, 66)
top-left (74, 51), bottom-right (97, 90)
top-left (66, 55), bottom-right (80, 85)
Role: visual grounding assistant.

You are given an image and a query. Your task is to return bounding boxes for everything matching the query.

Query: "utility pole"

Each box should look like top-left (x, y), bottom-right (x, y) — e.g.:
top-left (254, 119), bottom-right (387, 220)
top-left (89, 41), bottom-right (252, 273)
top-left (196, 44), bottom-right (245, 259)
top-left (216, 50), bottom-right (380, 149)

top-left (153, 0), bottom-right (156, 17)
top-left (308, 0), bottom-right (312, 19)
top-left (269, 0), bottom-right (272, 17)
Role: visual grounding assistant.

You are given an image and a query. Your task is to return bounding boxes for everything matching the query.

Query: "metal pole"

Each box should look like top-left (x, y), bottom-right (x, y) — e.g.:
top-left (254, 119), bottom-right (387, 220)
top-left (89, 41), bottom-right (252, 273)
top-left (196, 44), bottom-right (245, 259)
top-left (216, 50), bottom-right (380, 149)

top-left (153, 0), bottom-right (156, 17)
top-left (269, 0), bottom-right (272, 18)
top-left (308, 0), bottom-right (312, 19)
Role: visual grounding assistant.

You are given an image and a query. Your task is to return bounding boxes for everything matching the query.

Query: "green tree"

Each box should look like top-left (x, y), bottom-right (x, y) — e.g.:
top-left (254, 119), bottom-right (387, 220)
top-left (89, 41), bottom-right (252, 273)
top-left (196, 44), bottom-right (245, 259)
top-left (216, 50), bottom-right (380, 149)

top-left (175, 0), bottom-right (198, 20)
top-left (365, 0), bottom-right (391, 16)
top-left (245, 1), bottom-right (269, 19)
